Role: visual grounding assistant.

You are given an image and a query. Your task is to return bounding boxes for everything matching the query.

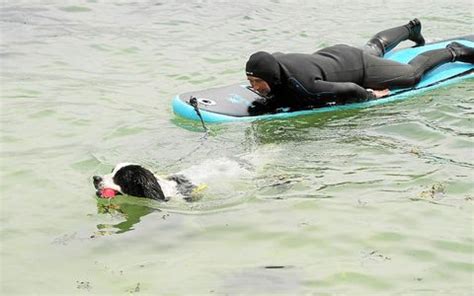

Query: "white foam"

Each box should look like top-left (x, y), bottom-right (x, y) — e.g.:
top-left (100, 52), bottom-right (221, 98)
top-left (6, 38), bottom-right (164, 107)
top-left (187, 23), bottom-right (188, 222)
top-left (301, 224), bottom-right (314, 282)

top-left (179, 157), bottom-right (252, 185)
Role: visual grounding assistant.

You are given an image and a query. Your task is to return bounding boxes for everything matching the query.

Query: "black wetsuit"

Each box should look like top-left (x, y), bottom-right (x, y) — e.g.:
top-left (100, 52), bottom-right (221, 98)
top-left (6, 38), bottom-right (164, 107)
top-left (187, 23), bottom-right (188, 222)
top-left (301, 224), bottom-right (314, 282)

top-left (271, 45), bottom-right (371, 109)
top-left (245, 20), bottom-right (460, 114)
top-left (256, 44), bottom-right (453, 112)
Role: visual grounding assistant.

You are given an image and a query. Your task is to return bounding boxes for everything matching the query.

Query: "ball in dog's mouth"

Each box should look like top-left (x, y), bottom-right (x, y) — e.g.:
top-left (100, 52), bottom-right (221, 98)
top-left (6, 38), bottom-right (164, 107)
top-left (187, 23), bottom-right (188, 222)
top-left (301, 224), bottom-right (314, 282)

top-left (98, 188), bottom-right (117, 199)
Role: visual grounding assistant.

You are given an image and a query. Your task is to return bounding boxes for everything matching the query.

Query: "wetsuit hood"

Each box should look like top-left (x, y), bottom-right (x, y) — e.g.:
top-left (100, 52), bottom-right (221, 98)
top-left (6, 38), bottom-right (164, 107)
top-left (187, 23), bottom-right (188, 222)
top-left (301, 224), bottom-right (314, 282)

top-left (245, 51), bottom-right (281, 87)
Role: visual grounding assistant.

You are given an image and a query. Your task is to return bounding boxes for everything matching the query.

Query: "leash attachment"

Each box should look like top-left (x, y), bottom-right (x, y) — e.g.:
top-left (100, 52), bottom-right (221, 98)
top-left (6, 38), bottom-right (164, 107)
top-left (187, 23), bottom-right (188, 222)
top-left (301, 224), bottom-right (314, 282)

top-left (189, 96), bottom-right (208, 133)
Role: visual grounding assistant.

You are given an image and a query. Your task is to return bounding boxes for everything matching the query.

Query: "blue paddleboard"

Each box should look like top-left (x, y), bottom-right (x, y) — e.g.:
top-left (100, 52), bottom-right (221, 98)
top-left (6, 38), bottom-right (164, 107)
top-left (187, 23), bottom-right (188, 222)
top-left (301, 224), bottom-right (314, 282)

top-left (173, 36), bottom-right (474, 123)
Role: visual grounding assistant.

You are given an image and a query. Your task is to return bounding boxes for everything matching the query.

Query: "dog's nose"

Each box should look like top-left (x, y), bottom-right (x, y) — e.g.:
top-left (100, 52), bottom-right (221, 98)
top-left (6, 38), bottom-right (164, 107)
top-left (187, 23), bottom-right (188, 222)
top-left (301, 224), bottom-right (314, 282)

top-left (92, 176), bottom-right (102, 183)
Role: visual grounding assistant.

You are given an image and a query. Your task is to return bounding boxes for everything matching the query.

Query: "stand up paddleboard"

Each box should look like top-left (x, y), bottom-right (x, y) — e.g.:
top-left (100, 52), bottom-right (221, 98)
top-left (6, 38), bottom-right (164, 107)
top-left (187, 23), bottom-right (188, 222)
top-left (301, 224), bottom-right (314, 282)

top-left (172, 36), bottom-right (474, 123)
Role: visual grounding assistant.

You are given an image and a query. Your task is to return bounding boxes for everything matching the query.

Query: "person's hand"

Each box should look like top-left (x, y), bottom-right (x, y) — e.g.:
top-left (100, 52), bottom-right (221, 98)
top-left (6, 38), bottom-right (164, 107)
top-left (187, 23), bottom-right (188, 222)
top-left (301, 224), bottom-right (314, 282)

top-left (248, 99), bottom-right (269, 115)
top-left (369, 88), bottom-right (390, 98)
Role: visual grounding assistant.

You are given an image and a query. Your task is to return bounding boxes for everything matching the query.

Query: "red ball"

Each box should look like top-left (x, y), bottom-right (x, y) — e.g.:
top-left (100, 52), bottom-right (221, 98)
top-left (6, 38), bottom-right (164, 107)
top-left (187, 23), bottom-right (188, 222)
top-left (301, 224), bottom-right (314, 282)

top-left (100, 188), bottom-right (117, 198)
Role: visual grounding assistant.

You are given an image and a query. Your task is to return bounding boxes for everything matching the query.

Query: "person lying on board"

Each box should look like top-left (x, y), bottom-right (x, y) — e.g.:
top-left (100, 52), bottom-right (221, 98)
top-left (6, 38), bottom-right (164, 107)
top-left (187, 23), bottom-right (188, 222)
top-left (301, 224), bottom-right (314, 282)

top-left (245, 18), bottom-right (474, 115)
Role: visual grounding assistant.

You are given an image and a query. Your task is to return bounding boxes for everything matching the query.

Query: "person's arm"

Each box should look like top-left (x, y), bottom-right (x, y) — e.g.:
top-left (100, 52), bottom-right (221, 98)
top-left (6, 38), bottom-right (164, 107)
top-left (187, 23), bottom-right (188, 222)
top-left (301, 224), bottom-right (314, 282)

top-left (289, 78), bottom-right (388, 101)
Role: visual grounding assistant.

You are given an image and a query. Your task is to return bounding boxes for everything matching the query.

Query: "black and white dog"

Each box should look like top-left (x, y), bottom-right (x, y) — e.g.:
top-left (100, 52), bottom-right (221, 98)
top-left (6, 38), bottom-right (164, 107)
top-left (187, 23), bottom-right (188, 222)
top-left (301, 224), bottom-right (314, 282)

top-left (92, 163), bottom-right (198, 201)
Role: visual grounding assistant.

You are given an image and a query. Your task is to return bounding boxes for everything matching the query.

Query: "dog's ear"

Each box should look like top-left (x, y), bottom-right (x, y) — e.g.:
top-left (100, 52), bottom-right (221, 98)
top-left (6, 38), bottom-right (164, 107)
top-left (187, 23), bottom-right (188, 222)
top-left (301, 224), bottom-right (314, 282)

top-left (114, 165), bottom-right (167, 201)
top-left (133, 169), bottom-right (167, 201)
top-left (141, 177), bottom-right (167, 201)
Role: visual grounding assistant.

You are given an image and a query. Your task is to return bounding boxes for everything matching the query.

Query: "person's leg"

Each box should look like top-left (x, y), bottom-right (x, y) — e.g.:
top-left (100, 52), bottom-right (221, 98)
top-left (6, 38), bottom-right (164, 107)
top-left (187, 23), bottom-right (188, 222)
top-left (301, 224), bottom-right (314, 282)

top-left (363, 19), bottom-right (425, 57)
top-left (362, 54), bottom-right (419, 89)
top-left (362, 47), bottom-right (455, 89)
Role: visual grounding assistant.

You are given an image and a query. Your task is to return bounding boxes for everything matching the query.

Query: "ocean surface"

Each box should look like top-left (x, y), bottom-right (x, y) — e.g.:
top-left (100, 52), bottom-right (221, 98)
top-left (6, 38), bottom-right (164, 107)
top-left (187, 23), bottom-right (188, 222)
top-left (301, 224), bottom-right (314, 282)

top-left (1, 0), bottom-right (473, 295)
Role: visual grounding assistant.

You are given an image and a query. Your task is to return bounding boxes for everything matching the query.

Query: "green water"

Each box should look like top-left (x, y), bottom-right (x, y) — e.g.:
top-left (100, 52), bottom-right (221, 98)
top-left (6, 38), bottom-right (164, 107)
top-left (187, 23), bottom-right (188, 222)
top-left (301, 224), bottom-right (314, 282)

top-left (1, 1), bottom-right (473, 295)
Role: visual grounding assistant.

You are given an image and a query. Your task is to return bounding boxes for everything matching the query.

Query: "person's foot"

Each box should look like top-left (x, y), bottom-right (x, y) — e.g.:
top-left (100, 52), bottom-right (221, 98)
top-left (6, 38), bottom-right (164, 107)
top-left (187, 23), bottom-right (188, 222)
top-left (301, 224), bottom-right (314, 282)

top-left (406, 18), bottom-right (425, 47)
top-left (447, 42), bottom-right (474, 63)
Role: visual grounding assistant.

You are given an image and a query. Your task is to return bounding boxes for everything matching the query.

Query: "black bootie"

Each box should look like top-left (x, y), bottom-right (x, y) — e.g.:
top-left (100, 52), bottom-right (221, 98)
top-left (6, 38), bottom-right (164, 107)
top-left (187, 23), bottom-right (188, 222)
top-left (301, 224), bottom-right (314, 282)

top-left (364, 18), bottom-right (426, 57)
top-left (447, 42), bottom-right (474, 64)
top-left (406, 18), bottom-right (425, 47)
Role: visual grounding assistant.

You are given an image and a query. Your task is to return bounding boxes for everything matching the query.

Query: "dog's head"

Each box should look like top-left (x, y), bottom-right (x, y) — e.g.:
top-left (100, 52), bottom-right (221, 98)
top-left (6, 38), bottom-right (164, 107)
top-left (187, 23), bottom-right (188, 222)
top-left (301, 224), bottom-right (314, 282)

top-left (92, 163), bottom-right (168, 201)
